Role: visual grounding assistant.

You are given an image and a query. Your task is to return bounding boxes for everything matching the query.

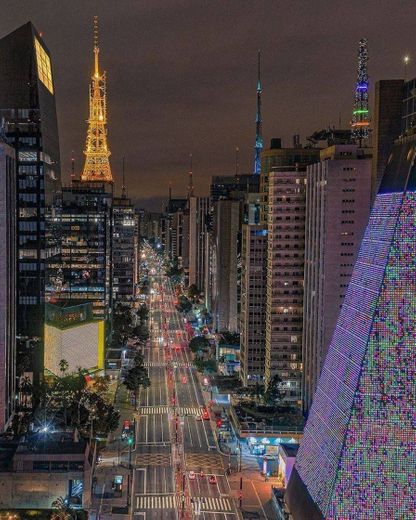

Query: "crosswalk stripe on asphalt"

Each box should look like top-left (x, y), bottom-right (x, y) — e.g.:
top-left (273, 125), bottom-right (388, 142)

top-left (139, 406), bottom-right (204, 415)
top-left (136, 495), bottom-right (177, 510)
top-left (202, 496), bottom-right (232, 512)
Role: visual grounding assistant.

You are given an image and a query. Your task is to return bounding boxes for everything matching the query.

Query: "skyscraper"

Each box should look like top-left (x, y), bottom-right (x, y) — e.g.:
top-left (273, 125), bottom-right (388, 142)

top-left (240, 194), bottom-right (267, 386)
top-left (0, 141), bottom-right (16, 431)
top-left (286, 134), bottom-right (416, 519)
top-left (112, 193), bottom-right (138, 305)
top-left (188, 196), bottom-right (209, 291)
top-left (302, 143), bottom-right (372, 413)
top-left (263, 140), bottom-right (319, 402)
top-left (0, 22), bottom-right (61, 376)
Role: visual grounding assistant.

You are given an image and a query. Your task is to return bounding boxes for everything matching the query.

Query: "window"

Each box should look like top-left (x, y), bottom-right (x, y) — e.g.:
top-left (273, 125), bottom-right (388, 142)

top-left (34, 37), bottom-right (54, 94)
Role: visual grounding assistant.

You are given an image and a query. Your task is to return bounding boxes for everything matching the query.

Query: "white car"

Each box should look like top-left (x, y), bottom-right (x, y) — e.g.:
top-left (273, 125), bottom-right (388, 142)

top-left (188, 471), bottom-right (196, 480)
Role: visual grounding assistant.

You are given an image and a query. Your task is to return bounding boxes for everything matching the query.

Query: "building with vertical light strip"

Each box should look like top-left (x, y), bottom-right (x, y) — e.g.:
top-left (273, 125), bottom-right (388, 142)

top-left (0, 22), bottom-right (61, 377)
top-left (0, 141), bottom-right (16, 431)
top-left (286, 134), bottom-right (416, 519)
top-left (188, 196), bottom-right (209, 291)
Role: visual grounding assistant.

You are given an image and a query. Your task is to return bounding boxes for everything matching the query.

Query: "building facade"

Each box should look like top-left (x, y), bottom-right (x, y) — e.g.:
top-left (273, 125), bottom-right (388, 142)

top-left (286, 134), bottom-right (416, 520)
top-left (59, 181), bottom-right (113, 322)
top-left (212, 199), bottom-right (241, 332)
top-left (0, 142), bottom-right (16, 431)
top-left (188, 196), bottom-right (209, 291)
top-left (112, 196), bottom-right (138, 304)
top-left (0, 22), bottom-right (61, 376)
top-left (240, 222), bottom-right (267, 386)
top-left (302, 144), bottom-right (372, 412)
top-left (264, 167), bottom-right (307, 404)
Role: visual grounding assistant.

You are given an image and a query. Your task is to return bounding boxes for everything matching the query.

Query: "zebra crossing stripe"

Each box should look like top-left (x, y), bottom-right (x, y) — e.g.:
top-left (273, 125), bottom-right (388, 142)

top-left (139, 406), bottom-right (170, 414)
top-left (198, 496), bottom-right (232, 512)
top-left (136, 494), bottom-right (177, 510)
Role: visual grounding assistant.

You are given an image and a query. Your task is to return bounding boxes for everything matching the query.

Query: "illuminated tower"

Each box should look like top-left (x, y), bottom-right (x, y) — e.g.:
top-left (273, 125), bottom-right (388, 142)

top-left (81, 16), bottom-right (113, 182)
top-left (351, 38), bottom-right (370, 146)
top-left (253, 50), bottom-right (263, 175)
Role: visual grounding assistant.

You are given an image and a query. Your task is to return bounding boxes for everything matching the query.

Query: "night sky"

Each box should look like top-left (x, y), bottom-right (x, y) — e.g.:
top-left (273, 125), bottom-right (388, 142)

top-left (1, 0), bottom-right (414, 209)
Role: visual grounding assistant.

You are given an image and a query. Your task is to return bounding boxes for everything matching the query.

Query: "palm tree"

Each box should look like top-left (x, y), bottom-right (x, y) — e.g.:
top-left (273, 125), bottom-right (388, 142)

top-left (51, 496), bottom-right (75, 520)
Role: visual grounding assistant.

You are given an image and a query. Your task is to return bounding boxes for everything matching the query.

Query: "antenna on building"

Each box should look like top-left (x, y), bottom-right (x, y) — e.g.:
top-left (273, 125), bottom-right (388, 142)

top-left (235, 146), bottom-right (240, 179)
top-left (121, 156), bottom-right (127, 198)
top-left (169, 181), bottom-right (172, 201)
top-left (351, 38), bottom-right (370, 147)
top-left (253, 49), bottom-right (263, 175)
top-left (188, 153), bottom-right (194, 198)
top-left (71, 151), bottom-right (75, 181)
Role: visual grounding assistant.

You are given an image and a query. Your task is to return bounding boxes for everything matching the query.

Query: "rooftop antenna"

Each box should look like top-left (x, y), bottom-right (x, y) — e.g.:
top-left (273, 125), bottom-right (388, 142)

top-left (71, 151), bottom-right (75, 181)
top-left (351, 38), bottom-right (370, 147)
top-left (188, 153), bottom-right (194, 198)
top-left (169, 181), bottom-right (172, 201)
top-left (235, 146), bottom-right (240, 179)
top-left (121, 156), bottom-right (126, 198)
top-left (253, 49), bottom-right (263, 175)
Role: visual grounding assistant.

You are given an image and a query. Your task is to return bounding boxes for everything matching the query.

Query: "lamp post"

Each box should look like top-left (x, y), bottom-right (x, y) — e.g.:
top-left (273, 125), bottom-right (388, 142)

top-left (404, 55), bottom-right (410, 80)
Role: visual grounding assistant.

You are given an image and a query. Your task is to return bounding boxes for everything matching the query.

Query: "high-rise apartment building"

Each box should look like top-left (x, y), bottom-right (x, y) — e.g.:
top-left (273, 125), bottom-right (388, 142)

top-left (0, 23), bottom-right (61, 374)
top-left (212, 199), bottom-right (241, 332)
top-left (0, 141), bottom-right (16, 431)
top-left (286, 134), bottom-right (416, 520)
top-left (263, 141), bottom-right (320, 403)
top-left (112, 195), bottom-right (138, 304)
top-left (264, 166), bottom-right (307, 404)
top-left (60, 181), bottom-right (113, 321)
top-left (188, 196), bottom-right (209, 291)
top-left (302, 144), bottom-right (372, 413)
top-left (240, 194), bottom-right (267, 385)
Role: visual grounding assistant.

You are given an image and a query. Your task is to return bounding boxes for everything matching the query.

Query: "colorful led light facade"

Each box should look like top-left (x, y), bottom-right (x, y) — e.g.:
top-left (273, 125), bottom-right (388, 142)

top-left (291, 139), bottom-right (416, 519)
top-left (351, 38), bottom-right (370, 145)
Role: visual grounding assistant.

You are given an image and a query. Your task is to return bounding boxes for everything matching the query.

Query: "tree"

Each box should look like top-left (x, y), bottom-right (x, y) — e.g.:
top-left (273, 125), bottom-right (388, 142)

top-left (51, 496), bottom-right (75, 520)
top-left (263, 374), bottom-right (284, 406)
top-left (189, 336), bottom-right (209, 353)
top-left (59, 359), bottom-right (69, 375)
top-left (187, 284), bottom-right (200, 301)
top-left (136, 304), bottom-right (149, 322)
top-left (123, 365), bottom-right (150, 410)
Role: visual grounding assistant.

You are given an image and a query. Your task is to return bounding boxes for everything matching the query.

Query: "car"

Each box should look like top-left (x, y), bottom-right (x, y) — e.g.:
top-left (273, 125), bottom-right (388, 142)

top-left (188, 471), bottom-right (196, 480)
top-left (202, 410), bottom-right (210, 420)
top-left (209, 475), bottom-right (217, 485)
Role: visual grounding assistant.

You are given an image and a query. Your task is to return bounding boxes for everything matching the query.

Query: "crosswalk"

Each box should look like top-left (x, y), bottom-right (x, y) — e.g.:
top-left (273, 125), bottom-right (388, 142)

top-left (195, 496), bottom-right (233, 513)
top-left (139, 406), bottom-right (203, 416)
top-left (143, 361), bottom-right (195, 368)
top-left (135, 494), bottom-right (234, 513)
top-left (186, 452), bottom-right (224, 470)
top-left (135, 453), bottom-right (171, 466)
top-left (135, 494), bottom-right (177, 510)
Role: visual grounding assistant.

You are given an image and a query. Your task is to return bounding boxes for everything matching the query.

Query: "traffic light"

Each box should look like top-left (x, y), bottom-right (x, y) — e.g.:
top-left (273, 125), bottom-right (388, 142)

top-left (216, 419), bottom-right (222, 428)
top-left (128, 436), bottom-right (134, 445)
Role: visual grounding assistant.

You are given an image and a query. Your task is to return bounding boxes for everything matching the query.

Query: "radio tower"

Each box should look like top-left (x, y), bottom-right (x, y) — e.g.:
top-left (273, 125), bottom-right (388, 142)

top-left (253, 50), bottom-right (263, 175)
top-left (188, 153), bottom-right (194, 199)
top-left (81, 16), bottom-right (113, 182)
top-left (351, 38), bottom-right (370, 147)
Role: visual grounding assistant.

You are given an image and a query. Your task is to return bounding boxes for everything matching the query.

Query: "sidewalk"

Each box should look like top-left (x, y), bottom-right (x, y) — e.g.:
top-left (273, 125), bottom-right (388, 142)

top-left (89, 383), bottom-right (136, 518)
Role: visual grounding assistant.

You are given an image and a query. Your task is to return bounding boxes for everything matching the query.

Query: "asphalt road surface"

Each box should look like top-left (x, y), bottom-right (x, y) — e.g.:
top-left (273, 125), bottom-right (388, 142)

top-left (132, 252), bottom-right (238, 520)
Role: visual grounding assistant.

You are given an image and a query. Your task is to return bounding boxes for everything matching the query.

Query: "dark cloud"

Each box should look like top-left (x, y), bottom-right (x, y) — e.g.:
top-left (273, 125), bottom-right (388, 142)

top-left (1, 0), bottom-right (414, 206)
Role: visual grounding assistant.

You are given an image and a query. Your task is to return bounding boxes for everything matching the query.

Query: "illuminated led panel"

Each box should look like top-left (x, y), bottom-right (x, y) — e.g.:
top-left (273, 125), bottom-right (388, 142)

top-left (34, 37), bottom-right (54, 94)
top-left (328, 191), bottom-right (416, 519)
top-left (295, 191), bottom-right (406, 516)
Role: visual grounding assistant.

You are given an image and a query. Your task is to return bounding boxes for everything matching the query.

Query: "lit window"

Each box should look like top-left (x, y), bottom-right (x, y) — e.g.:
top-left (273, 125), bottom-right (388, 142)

top-left (34, 37), bottom-right (54, 94)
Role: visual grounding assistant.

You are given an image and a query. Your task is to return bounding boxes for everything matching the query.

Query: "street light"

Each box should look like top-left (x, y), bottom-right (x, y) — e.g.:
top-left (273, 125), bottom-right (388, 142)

top-left (404, 55), bottom-right (410, 79)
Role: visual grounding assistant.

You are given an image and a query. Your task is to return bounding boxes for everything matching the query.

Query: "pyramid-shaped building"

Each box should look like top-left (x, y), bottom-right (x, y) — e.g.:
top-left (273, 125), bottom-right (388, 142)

top-left (286, 136), bottom-right (416, 519)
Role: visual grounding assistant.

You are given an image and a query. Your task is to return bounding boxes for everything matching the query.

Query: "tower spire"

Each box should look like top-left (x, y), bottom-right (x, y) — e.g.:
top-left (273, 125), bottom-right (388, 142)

top-left (81, 16), bottom-right (113, 182)
top-left (188, 153), bottom-right (194, 198)
top-left (121, 156), bottom-right (126, 198)
top-left (253, 50), bottom-right (263, 175)
top-left (351, 38), bottom-right (370, 147)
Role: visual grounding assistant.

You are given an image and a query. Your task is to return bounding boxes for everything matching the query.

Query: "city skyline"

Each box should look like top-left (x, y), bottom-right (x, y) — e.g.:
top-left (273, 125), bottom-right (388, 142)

top-left (1, 1), bottom-right (415, 207)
